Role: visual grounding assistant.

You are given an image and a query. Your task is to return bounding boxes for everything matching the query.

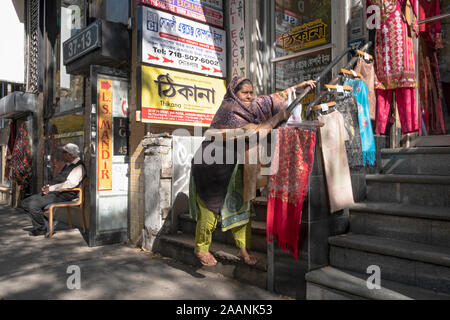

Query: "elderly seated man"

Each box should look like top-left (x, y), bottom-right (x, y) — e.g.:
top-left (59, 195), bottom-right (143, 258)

top-left (21, 143), bottom-right (86, 237)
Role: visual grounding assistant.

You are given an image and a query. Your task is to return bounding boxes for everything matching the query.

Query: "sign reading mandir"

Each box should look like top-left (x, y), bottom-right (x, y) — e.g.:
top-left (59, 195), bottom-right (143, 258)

top-left (141, 6), bottom-right (227, 78)
top-left (141, 65), bottom-right (226, 126)
top-left (138, 0), bottom-right (224, 28)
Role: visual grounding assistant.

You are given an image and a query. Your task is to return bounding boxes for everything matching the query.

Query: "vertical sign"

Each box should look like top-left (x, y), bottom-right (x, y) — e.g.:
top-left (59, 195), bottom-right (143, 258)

top-left (98, 79), bottom-right (113, 191)
top-left (229, 0), bottom-right (246, 78)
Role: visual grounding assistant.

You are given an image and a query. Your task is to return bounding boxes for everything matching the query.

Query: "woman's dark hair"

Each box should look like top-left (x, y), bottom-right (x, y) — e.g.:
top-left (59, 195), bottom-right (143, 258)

top-left (234, 79), bottom-right (253, 94)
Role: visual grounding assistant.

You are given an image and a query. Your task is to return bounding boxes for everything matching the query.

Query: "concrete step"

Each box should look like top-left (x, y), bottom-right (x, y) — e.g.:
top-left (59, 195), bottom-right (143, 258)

top-left (306, 266), bottom-right (450, 300)
top-left (178, 213), bottom-right (268, 253)
top-left (366, 174), bottom-right (450, 207)
top-left (153, 233), bottom-right (268, 290)
top-left (349, 202), bottom-right (450, 248)
top-left (328, 233), bottom-right (450, 294)
top-left (381, 147), bottom-right (450, 175)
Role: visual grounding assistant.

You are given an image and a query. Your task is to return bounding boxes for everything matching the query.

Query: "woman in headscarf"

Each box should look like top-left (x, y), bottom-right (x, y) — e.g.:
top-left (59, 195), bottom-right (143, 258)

top-left (190, 76), bottom-right (316, 267)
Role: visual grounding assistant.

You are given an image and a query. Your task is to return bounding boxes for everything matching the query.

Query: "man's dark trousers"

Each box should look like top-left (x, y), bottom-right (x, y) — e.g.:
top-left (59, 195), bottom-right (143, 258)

top-left (21, 192), bottom-right (73, 231)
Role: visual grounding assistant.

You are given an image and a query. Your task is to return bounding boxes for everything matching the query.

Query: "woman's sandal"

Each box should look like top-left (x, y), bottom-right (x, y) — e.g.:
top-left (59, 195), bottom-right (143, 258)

top-left (195, 251), bottom-right (218, 267)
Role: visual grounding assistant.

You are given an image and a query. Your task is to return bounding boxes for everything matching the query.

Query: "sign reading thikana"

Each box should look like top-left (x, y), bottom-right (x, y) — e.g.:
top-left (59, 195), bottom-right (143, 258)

top-left (138, 0), bottom-right (224, 28)
top-left (141, 6), bottom-right (227, 77)
top-left (141, 65), bottom-right (226, 127)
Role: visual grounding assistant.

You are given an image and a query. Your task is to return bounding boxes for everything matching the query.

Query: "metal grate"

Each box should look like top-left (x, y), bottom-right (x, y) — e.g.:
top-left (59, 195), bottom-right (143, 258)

top-left (26, 0), bottom-right (40, 94)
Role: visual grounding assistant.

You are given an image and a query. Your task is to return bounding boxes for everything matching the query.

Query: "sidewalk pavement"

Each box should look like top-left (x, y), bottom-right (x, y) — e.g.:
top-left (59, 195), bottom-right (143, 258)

top-left (0, 205), bottom-right (287, 300)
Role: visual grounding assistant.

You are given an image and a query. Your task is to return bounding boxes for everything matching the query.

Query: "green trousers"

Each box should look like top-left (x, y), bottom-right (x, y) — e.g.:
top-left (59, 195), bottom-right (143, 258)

top-left (195, 195), bottom-right (251, 253)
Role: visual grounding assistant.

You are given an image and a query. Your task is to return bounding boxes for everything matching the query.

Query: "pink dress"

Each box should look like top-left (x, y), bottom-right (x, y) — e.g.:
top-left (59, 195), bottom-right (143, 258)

top-left (368, 0), bottom-right (419, 134)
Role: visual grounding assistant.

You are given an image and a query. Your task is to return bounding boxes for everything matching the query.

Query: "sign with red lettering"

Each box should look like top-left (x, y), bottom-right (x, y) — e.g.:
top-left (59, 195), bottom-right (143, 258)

top-left (141, 6), bottom-right (226, 77)
top-left (229, 0), bottom-right (246, 78)
top-left (138, 0), bottom-right (224, 28)
top-left (97, 79), bottom-right (113, 191)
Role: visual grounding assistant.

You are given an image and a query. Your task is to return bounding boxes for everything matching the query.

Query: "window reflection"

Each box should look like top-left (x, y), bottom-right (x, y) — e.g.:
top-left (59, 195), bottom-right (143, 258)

top-left (53, 0), bottom-right (86, 114)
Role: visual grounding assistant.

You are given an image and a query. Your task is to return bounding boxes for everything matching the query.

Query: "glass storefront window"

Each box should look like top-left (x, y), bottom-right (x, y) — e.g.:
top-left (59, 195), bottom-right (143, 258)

top-left (52, 0), bottom-right (86, 114)
top-left (275, 0), bottom-right (331, 58)
top-left (274, 0), bottom-right (333, 113)
top-left (45, 112), bottom-right (84, 182)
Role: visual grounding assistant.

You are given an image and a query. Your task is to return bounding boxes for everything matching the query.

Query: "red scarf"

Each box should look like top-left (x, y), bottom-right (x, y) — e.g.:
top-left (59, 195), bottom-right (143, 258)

top-left (267, 127), bottom-right (316, 259)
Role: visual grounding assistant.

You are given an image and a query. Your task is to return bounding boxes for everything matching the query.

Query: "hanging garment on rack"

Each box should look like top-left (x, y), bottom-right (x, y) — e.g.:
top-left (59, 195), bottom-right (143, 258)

top-left (418, 0), bottom-right (445, 135)
top-left (368, 0), bottom-right (418, 90)
top-left (266, 127), bottom-right (316, 260)
top-left (354, 57), bottom-right (377, 121)
top-left (335, 95), bottom-right (364, 168)
top-left (367, 0), bottom-right (420, 134)
top-left (9, 123), bottom-right (32, 196)
top-left (376, 87), bottom-right (419, 134)
top-left (419, 37), bottom-right (446, 135)
top-left (344, 78), bottom-right (376, 166)
top-left (318, 111), bottom-right (355, 213)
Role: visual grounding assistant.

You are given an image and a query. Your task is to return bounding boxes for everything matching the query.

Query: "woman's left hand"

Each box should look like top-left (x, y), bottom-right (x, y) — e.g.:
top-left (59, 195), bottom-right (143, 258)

top-left (299, 80), bottom-right (316, 90)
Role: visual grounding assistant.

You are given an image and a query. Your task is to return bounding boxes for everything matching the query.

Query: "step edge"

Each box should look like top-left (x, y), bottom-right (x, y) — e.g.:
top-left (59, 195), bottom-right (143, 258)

top-left (306, 267), bottom-right (412, 300)
top-left (366, 174), bottom-right (450, 184)
top-left (381, 147), bottom-right (450, 155)
top-left (349, 203), bottom-right (450, 221)
top-left (328, 234), bottom-right (450, 267)
top-left (306, 267), bottom-right (450, 300)
top-left (156, 233), bottom-right (268, 272)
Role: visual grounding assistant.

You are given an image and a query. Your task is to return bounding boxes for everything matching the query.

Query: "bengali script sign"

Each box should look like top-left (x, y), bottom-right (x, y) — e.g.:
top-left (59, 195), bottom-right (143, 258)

top-left (141, 6), bottom-right (227, 77)
top-left (97, 79), bottom-right (113, 191)
top-left (138, 0), bottom-right (223, 28)
top-left (279, 19), bottom-right (328, 52)
top-left (141, 65), bottom-right (226, 126)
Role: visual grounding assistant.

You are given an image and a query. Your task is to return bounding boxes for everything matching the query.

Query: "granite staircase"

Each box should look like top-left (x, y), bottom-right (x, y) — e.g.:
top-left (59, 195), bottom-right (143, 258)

top-left (306, 147), bottom-right (450, 300)
top-left (153, 197), bottom-right (271, 290)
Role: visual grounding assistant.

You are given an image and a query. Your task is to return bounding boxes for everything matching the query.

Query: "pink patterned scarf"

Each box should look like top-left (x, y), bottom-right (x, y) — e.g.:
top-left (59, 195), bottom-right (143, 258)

top-left (267, 127), bottom-right (316, 259)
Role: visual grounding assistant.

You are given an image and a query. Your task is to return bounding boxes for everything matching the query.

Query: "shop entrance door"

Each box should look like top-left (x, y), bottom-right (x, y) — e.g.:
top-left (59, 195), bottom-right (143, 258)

top-left (413, 5), bottom-right (450, 147)
top-left (89, 66), bottom-right (129, 246)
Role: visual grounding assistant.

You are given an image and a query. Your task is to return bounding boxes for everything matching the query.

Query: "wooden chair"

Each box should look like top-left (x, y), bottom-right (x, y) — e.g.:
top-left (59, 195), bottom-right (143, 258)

top-left (43, 187), bottom-right (86, 239)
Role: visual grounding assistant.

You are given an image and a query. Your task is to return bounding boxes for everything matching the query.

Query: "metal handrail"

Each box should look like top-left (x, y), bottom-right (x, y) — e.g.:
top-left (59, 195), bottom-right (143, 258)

top-left (419, 13), bottom-right (450, 24)
top-left (281, 41), bottom-right (372, 124)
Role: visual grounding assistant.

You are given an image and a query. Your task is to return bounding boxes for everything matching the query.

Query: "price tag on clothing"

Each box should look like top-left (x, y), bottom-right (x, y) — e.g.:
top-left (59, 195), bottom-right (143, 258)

top-left (320, 104), bottom-right (329, 112)
top-left (336, 85), bottom-right (344, 93)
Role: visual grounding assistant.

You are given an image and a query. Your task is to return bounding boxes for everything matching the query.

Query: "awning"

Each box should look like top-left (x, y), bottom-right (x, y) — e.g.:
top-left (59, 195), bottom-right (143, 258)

top-left (0, 92), bottom-right (37, 119)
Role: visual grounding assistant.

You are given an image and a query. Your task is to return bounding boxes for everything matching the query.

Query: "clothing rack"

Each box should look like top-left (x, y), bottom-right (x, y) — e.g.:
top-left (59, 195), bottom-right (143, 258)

top-left (304, 41), bottom-right (373, 119)
top-left (282, 42), bottom-right (372, 124)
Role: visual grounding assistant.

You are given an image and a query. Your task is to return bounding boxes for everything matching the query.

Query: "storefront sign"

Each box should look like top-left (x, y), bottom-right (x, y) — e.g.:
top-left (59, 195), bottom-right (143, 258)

top-left (141, 65), bottom-right (226, 126)
top-left (97, 79), bottom-right (113, 191)
top-left (138, 0), bottom-right (224, 28)
top-left (63, 20), bottom-right (101, 65)
top-left (279, 19), bottom-right (328, 52)
top-left (229, 0), bottom-right (246, 78)
top-left (141, 6), bottom-right (227, 77)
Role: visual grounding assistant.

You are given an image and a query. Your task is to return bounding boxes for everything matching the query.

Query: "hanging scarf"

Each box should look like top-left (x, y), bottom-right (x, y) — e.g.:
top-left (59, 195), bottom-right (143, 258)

top-left (266, 127), bottom-right (316, 260)
top-left (344, 78), bottom-right (376, 166)
top-left (9, 123), bottom-right (32, 193)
